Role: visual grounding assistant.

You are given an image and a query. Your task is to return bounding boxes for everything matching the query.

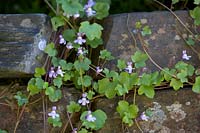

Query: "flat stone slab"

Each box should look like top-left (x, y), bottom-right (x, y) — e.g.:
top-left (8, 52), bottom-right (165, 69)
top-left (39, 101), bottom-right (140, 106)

top-left (95, 88), bottom-right (200, 133)
top-left (0, 14), bottom-right (52, 78)
top-left (103, 11), bottom-right (200, 72)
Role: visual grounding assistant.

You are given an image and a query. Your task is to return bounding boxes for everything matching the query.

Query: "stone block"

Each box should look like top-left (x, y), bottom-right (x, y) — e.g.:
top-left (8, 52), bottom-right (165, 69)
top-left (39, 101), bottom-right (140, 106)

top-left (0, 14), bottom-right (52, 78)
top-left (102, 11), bottom-right (200, 72)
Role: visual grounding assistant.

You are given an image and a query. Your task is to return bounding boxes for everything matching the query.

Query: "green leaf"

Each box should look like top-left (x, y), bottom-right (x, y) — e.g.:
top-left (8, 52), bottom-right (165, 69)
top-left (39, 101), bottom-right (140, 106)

top-left (78, 75), bottom-right (92, 87)
top-left (53, 77), bottom-right (63, 88)
top-left (44, 43), bottom-right (57, 57)
top-left (138, 73), bottom-right (152, 86)
top-left (34, 67), bottom-right (46, 77)
top-left (93, 2), bottom-right (109, 19)
top-left (51, 16), bottom-right (65, 31)
top-left (115, 84), bottom-right (128, 96)
top-left (186, 37), bottom-right (195, 45)
top-left (58, 0), bottom-right (83, 15)
top-left (86, 38), bottom-right (103, 48)
top-left (78, 128), bottom-right (92, 133)
top-left (172, 0), bottom-right (179, 4)
top-left (190, 7), bottom-right (200, 26)
top-left (99, 49), bottom-right (114, 61)
top-left (116, 100), bottom-right (138, 126)
top-left (138, 85), bottom-right (155, 98)
top-left (177, 70), bottom-right (188, 83)
top-left (161, 68), bottom-right (176, 81)
top-left (59, 60), bottom-right (73, 71)
top-left (14, 91), bottom-right (28, 106)
top-left (192, 76), bottom-right (200, 93)
top-left (135, 21), bottom-right (142, 29)
top-left (0, 129), bottom-right (8, 133)
top-left (117, 59), bottom-right (126, 71)
top-left (87, 90), bottom-right (95, 100)
top-left (45, 86), bottom-right (55, 96)
top-left (52, 57), bottom-right (60, 67)
top-left (45, 87), bottom-right (62, 102)
top-left (98, 78), bottom-right (117, 99)
top-left (79, 21), bottom-right (103, 40)
top-left (48, 117), bottom-right (62, 127)
top-left (74, 58), bottom-right (91, 71)
top-left (80, 110), bottom-right (107, 130)
top-left (170, 78), bottom-right (183, 91)
top-left (63, 29), bottom-right (76, 42)
top-left (131, 51), bottom-right (148, 68)
top-left (194, 0), bottom-right (200, 5)
top-left (67, 101), bottom-right (81, 113)
top-left (63, 73), bottom-right (71, 81)
top-left (141, 25), bottom-right (152, 36)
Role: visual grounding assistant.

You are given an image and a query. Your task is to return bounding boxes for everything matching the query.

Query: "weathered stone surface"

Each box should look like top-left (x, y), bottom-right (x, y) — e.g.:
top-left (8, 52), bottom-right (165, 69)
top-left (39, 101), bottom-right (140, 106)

top-left (95, 88), bottom-right (200, 133)
top-left (103, 11), bottom-right (200, 72)
top-left (0, 14), bottom-right (52, 78)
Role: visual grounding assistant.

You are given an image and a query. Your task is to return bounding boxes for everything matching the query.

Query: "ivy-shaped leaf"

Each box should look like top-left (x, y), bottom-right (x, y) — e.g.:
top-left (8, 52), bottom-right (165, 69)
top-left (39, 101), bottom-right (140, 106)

top-left (79, 21), bottom-right (103, 40)
top-left (51, 16), bottom-right (65, 31)
top-left (74, 58), bottom-right (91, 71)
top-left (48, 117), bottom-right (62, 127)
top-left (190, 7), bottom-right (200, 26)
top-left (192, 76), bottom-right (200, 93)
top-left (34, 67), bottom-right (46, 78)
top-left (63, 29), bottom-right (76, 42)
top-left (117, 59), bottom-right (126, 71)
top-left (138, 85), bottom-right (155, 98)
top-left (78, 75), bottom-right (92, 87)
top-left (116, 100), bottom-right (138, 126)
top-left (194, 0), bottom-right (200, 5)
top-left (80, 110), bottom-right (107, 130)
top-left (170, 78), bottom-right (183, 91)
top-left (93, 2), bottom-right (110, 19)
top-left (67, 101), bottom-right (81, 113)
top-left (57, 0), bottom-right (83, 15)
top-left (53, 77), bottom-right (63, 88)
top-left (141, 25), bottom-right (152, 36)
top-left (14, 91), bottom-right (28, 106)
top-left (44, 43), bottom-right (57, 57)
top-left (131, 51), bottom-right (148, 68)
top-left (86, 38), bottom-right (103, 48)
top-left (99, 49), bottom-right (114, 61)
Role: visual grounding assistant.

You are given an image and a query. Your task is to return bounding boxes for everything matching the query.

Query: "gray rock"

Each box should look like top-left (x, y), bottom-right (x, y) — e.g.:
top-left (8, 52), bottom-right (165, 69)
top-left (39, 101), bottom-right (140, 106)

top-left (102, 11), bottom-right (200, 72)
top-left (0, 14), bottom-right (52, 78)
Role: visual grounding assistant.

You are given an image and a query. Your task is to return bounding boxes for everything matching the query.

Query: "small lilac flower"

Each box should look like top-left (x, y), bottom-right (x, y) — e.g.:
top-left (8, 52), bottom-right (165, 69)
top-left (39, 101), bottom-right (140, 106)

top-left (77, 47), bottom-right (87, 56)
top-left (96, 66), bottom-right (103, 74)
top-left (73, 13), bottom-right (80, 19)
top-left (66, 42), bottom-right (73, 49)
top-left (56, 66), bottom-right (65, 77)
top-left (48, 106), bottom-right (60, 119)
top-left (125, 62), bottom-right (134, 74)
top-left (78, 93), bottom-right (89, 106)
top-left (59, 35), bottom-right (66, 45)
top-left (72, 128), bottom-right (78, 133)
top-left (84, 0), bottom-right (95, 9)
top-left (74, 33), bottom-right (86, 45)
top-left (182, 50), bottom-right (191, 60)
top-left (49, 67), bottom-right (57, 78)
top-left (38, 39), bottom-right (47, 51)
top-left (140, 112), bottom-right (149, 121)
top-left (86, 111), bottom-right (96, 122)
top-left (85, 7), bottom-right (96, 17)
top-left (132, 29), bottom-right (138, 34)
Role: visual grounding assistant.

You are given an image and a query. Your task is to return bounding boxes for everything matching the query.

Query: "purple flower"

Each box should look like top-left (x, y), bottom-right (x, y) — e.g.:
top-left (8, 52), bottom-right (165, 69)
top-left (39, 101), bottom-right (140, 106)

top-left (72, 128), bottom-right (78, 133)
top-left (56, 66), bottom-right (65, 77)
top-left (73, 13), bottom-right (80, 19)
top-left (96, 66), bottom-right (103, 74)
top-left (85, 7), bottom-right (96, 17)
top-left (140, 112), bottom-right (149, 121)
top-left (77, 47), bottom-right (87, 56)
top-left (182, 50), bottom-right (191, 60)
top-left (125, 62), bottom-right (134, 74)
top-left (85, 111), bottom-right (96, 122)
top-left (84, 0), bottom-right (96, 9)
top-left (66, 42), bottom-right (73, 49)
top-left (59, 35), bottom-right (66, 45)
top-left (48, 106), bottom-right (60, 119)
top-left (49, 67), bottom-right (57, 78)
top-left (84, 0), bottom-right (96, 17)
top-left (78, 93), bottom-right (89, 106)
top-left (74, 33), bottom-right (86, 45)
